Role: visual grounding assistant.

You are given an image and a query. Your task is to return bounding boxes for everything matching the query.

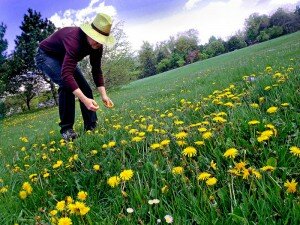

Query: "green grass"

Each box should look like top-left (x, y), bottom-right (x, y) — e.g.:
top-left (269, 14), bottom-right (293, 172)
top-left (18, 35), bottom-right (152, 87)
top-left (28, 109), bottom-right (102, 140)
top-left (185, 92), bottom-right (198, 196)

top-left (0, 32), bottom-right (300, 225)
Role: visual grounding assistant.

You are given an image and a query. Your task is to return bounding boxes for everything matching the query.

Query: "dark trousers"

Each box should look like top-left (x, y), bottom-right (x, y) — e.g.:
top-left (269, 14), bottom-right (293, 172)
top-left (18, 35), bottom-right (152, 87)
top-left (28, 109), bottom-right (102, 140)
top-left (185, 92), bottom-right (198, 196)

top-left (35, 48), bottom-right (97, 133)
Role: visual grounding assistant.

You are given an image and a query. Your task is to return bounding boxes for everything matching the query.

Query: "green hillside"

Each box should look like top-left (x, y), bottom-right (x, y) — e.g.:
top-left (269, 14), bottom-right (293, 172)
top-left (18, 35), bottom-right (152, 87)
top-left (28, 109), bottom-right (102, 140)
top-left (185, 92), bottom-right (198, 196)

top-left (0, 32), bottom-right (299, 224)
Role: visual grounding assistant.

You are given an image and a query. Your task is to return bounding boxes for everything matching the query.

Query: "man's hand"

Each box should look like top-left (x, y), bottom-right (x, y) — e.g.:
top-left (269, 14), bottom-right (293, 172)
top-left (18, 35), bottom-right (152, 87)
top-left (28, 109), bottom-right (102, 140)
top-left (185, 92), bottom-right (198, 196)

top-left (83, 98), bottom-right (99, 111)
top-left (102, 95), bottom-right (114, 108)
top-left (73, 88), bottom-right (99, 111)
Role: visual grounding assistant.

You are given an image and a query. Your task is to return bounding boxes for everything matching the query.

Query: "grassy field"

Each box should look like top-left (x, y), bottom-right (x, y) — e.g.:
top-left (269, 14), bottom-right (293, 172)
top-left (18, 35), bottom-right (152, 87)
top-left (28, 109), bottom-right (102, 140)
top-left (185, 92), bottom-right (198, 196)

top-left (0, 32), bottom-right (299, 225)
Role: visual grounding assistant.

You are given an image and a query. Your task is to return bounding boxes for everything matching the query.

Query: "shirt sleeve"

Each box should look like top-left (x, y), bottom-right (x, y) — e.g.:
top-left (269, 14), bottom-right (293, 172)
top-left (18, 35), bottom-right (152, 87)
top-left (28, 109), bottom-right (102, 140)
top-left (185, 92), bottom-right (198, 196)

top-left (90, 47), bottom-right (104, 87)
top-left (61, 34), bottom-right (80, 91)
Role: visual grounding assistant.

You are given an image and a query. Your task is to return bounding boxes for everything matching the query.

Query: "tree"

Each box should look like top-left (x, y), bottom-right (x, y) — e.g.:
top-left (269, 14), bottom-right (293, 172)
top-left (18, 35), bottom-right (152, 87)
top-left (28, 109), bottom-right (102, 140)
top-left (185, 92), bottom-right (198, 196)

top-left (270, 8), bottom-right (300, 34)
top-left (226, 34), bottom-right (247, 52)
top-left (244, 13), bottom-right (270, 45)
top-left (79, 21), bottom-right (137, 89)
top-left (174, 29), bottom-right (199, 64)
top-left (138, 41), bottom-right (157, 78)
top-left (7, 9), bottom-right (56, 110)
top-left (203, 36), bottom-right (226, 58)
top-left (0, 23), bottom-right (8, 97)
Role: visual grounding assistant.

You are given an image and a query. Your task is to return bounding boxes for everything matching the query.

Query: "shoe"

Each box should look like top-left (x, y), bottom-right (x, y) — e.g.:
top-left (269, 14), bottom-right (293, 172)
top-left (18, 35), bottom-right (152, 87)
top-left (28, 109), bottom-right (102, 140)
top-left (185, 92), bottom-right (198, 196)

top-left (85, 122), bottom-right (97, 132)
top-left (61, 129), bottom-right (78, 141)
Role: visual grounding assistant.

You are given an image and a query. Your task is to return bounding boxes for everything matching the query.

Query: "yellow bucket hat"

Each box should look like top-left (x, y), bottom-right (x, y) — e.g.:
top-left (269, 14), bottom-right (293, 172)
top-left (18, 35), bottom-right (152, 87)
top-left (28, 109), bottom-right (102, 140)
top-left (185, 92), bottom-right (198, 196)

top-left (80, 13), bottom-right (115, 46)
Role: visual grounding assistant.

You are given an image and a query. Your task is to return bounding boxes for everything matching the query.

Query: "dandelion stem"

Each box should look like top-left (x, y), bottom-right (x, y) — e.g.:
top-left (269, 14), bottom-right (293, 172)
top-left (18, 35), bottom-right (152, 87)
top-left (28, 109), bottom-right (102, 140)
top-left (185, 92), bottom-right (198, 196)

top-left (228, 179), bottom-right (233, 212)
top-left (231, 176), bottom-right (237, 207)
top-left (268, 174), bottom-right (282, 189)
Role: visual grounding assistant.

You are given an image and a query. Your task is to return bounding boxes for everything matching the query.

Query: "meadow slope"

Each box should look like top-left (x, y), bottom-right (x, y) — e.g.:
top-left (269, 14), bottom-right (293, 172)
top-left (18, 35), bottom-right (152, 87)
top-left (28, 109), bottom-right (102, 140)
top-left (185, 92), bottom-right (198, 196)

top-left (0, 32), bottom-right (299, 224)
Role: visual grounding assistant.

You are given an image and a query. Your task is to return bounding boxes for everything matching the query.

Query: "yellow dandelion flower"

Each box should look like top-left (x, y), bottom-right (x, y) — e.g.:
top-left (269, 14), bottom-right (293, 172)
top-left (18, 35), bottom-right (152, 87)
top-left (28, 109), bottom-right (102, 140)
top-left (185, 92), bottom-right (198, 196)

top-left (147, 124), bottom-right (154, 132)
top-left (250, 103), bottom-right (259, 108)
top-left (175, 131), bottom-right (188, 139)
top-left (197, 172), bottom-right (211, 180)
top-left (0, 186), bottom-right (8, 193)
top-left (49, 210), bottom-right (58, 216)
top-left (58, 217), bottom-right (72, 225)
top-left (206, 177), bottom-right (217, 186)
top-left (223, 148), bottom-right (238, 159)
top-left (77, 191), bottom-right (88, 201)
top-left (160, 139), bottom-right (170, 146)
top-left (161, 185), bottom-right (169, 193)
top-left (252, 169), bottom-right (262, 179)
top-left (267, 106), bottom-right (278, 114)
top-left (107, 176), bottom-right (120, 187)
top-left (53, 160), bottom-right (63, 169)
top-left (210, 160), bottom-right (217, 170)
top-left (248, 120), bottom-right (260, 125)
top-left (265, 66), bottom-right (272, 72)
top-left (242, 169), bottom-right (250, 179)
top-left (138, 132), bottom-right (146, 137)
top-left (264, 86), bottom-right (271, 91)
top-left (22, 182), bottom-right (33, 194)
top-left (121, 140), bottom-right (128, 145)
top-left (261, 165), bottom-right (275, 172)
top-left (174, 120), bottom-right (184, 125)
top-left (66, 196), bottom-right (73, 204)
top-left (281, 103), bottom-right (289, 107)
top-left (150, 143), bottom-right (161, 150)
top-left (194, 141), bottom-right (205, 146)
top-left (284, 179), bottom-right (298, 193)
top-left (131, 136), bottom-right (144, 142)
top-left (259, 97), bottom-right (265, 103)
top-left (257, 135), bottom-right (270, 142)
top-left (176, 140), bottom-right (187, 146)
top-left (228, 168), bottom-right (240, 176)
top-left (43, 172), bottom-right (50, 178)
top-left (202, 131), bottom-right (213, 139)
top-left (128, 129), bottom-right (138, 134)
top-left (235, 161), bottom-right (246, 171)
top-left (290, 146), bottom-right (300, 157)
top-left (172, 167), bottom-right (184, 175)
top-left (20, 137), bottom-right (29, 143)
top-left (257, 130), bottom-right (274, 142)
top-left (56, 200), bottom-right (65, 211)
top-left (198, 127), bottom-right (207, 132)
top-left (119, 169), bottom-right (134, 181)
top-left (182, 146), bottom-right (197, 157)
top-left (19, 190), bottom-right (27, 199)
top-left (91, 150), bottom-right (98, 155)
top-left (265, 123), bottom-right (276, 131)
top-left (93, 164), bottom-right (100, 171)
top-left (224, 102), bottom-right (234, 107)
top-left (75, 201), bottom-right (90, 215)
top-left (212, 116), bottom-right (227, 123)
top-left (108, 141), bottom-right (116, 147)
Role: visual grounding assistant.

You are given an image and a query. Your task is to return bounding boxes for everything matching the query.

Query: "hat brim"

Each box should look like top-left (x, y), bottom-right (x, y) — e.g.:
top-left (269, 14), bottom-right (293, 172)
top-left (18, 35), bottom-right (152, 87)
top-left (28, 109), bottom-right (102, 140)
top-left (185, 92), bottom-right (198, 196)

top-left (80, 23), bottom-right (115, 47)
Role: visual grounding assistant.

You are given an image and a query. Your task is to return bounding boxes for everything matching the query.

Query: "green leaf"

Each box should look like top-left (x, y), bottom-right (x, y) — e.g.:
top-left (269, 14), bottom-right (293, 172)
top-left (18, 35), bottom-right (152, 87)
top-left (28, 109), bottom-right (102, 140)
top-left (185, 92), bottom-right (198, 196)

top-left (266, 157), bottom-right (277, 167)
top-left (229, 213), bottom-right (248, 224)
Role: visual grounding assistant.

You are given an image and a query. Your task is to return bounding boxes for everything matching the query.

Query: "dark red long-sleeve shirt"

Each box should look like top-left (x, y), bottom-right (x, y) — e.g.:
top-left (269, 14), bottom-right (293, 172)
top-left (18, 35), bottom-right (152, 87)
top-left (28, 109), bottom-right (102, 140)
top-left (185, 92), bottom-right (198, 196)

top-left (39, 27), bottom-right (104, 91)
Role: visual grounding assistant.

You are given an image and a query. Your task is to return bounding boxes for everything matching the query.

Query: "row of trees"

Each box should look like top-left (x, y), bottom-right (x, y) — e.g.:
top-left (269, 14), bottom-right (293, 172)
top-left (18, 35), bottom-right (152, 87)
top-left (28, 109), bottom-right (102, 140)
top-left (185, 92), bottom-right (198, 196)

top-left (0, 6), bottom-right (299, 116)
top-left (138, 6), bottom-right (300, 78)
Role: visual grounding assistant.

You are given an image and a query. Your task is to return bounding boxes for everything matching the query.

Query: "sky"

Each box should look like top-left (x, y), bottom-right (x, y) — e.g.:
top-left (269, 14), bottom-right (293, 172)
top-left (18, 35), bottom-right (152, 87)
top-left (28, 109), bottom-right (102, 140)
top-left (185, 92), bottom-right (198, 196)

top-left (0, 0), bottom-right (299, 53)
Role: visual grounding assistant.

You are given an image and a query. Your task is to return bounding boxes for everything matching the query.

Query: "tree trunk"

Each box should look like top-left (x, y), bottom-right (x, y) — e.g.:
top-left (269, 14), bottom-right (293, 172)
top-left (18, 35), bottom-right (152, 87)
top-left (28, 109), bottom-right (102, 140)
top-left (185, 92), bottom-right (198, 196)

top-left (26, 97), bottom-right (31, 110)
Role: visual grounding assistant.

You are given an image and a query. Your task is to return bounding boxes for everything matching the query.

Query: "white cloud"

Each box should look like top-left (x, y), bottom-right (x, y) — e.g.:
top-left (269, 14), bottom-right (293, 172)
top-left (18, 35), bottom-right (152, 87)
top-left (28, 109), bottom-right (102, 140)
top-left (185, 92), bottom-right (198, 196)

top-left (270, 0), bottom-right (299, 5)
top-left (50, 0), bottom-right (117, 28)
top-left (184, 0), bottom-right (203, 10)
